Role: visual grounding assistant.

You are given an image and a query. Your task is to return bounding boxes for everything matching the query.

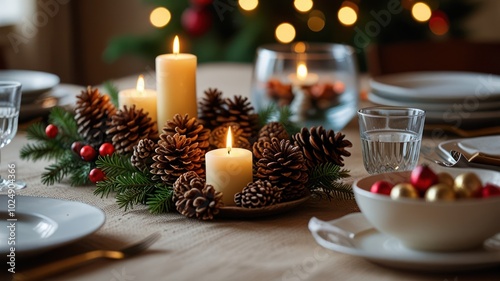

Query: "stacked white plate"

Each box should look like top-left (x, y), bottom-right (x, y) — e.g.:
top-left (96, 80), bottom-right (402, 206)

top-left (368, 72), bottom-right (500, 126)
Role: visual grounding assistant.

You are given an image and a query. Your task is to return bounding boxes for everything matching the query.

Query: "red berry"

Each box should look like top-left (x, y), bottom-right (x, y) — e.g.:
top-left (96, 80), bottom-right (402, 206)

top-left (370, 180), bottom-right (394, 196)
top-left (410, 165), bottom-right (438, 192)
top-left (89, 168), bottom-right (105, 183)
top-left (45, 124), bottom-right (58, 139)
top-left (482, 183), bottom-right (500, 198)
top-left (99, 142), bottom-right (115, 157)
top-left (80, 145), bottom-right (97, 161)
top-left (71, 142), bottom-right (83, 155)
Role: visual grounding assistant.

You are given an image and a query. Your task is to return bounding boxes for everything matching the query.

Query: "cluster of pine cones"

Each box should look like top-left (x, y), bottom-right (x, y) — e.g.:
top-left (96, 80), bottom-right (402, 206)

top-left (75, 87), bottom-right (352, 220)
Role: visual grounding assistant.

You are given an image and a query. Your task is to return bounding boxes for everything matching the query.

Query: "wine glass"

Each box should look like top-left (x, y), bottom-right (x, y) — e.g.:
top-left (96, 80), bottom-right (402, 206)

top-left (0, 81), bottom-right (26, 190)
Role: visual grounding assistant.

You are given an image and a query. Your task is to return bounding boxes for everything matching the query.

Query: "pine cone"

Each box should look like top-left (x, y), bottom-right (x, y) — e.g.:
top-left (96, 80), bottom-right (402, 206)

top-left (74, 86), bottom-right (116, 147)
top-left (131, 138), bottom-right (158, 171)
top-left (150, 133), bottom-right (205, 185)
top-left (256, 138), bottom-right (309, 201)
top-left (257, 122), bottom-right (289, 142)
top-left (292, 126), bottom-right (352, 169)
top-left (173, 171), bottom-right (204, 202)
top-left (175, 182), bottom-right (223, 220)
top-left (252, 139), bottom-right (271, 163)
top-left (234, 180), bottom-right (282, 208)
top-left (198, 88), bottom-right (225, 130)
top-left (217, 95), bottom-right (258, 140)
top-left (107, 105), bottom-right (158, 155)
top-left (209, 123), bottom-right (251, 150)
top-left (161, 114), bottom-right (210, 153)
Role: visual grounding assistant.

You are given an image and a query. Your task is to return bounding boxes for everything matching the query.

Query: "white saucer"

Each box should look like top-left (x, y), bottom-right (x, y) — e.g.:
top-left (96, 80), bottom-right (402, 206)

top-left (0, 195), bottom-right (105, 256)
top-left (370, 71), bottom-right (500, 103)
top-left (0, 69), bottom-right (60, 104)
top-left (309, 213), bottom-right (500, 272)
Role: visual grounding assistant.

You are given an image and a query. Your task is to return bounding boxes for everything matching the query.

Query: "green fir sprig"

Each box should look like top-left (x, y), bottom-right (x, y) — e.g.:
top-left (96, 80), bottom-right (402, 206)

top-left (307, 162), bottom-right (353, 200)
top-left (103, 81), bottom-right (120, 108)
top-left (94, 154), bottom-right (175, 213)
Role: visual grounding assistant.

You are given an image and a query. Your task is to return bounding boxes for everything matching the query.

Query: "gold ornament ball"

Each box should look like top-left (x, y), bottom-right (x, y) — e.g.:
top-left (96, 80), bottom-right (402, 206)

top-left (425, 183), bottom-right (456, 202)
top-left (437, 172), bottom-right (454, 187)
top-left (390, 183), bottom-right (419, 200)
top-left (453, 172), bottom-right (482, 198)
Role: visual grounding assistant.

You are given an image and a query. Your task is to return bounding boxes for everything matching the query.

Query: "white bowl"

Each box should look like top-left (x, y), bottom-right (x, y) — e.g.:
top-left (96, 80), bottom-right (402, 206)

top-left (353, 166), bottom-right (500, 251)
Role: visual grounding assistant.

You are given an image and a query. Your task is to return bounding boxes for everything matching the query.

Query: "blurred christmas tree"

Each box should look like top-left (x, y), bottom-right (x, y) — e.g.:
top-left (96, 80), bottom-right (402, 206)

top-left (103, 0), bottom-right (477, 65)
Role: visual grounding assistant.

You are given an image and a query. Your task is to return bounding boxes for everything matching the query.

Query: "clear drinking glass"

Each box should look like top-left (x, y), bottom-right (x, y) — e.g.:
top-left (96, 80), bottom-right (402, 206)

top-left (251, 42), bottom-right (359, 131)
top-left (358, 107), bottom-right (426, 174)
top-left (0, 81), bottom-right (26, 190)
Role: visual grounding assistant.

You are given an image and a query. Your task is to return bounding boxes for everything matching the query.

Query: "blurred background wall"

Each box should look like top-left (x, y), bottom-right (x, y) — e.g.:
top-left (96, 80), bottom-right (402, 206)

top-left (1, 0), bottom-right (499, 86)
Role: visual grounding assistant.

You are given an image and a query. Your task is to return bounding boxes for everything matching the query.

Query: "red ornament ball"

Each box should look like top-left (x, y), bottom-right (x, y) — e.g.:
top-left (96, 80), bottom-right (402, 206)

top-left (45, 124), bottom-right (58, 139)
top-left (410, 165), bottom-right (438, 192)
top-left (482, 183), bottom-right (500, 198)
top-left (89, 168), bottom-right (105, 183)
top-left (80, 145), bottom-right (97, 162)
top-left (71, 141), bottom-right (83, 155)
top-left (182, 7), bottom-right (212, 37)
top-left (370, 180), bottom-right (393, 196)
top-left (99, 142), bottom-right (115, 157)
top-left (190, 0), bottom-right (213, 6)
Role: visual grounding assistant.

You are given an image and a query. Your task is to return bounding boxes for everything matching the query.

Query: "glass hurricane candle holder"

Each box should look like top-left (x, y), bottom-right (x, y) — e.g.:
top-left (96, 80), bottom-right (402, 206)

top-left (251, 43), bottom-right (359, 131)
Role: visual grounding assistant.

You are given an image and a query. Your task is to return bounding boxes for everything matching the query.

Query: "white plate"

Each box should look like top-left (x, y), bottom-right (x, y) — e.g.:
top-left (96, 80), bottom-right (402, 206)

top-left (368, 91), bottom-right (500, 111)
top-left (370, 71), bottom-right (500, 103)
top-left (0, 70), bottom-right (60, 103)
top-left (0, 196), bottom-right (105, 256)
top-left (19, 84), bottom-right (83, 122)
top-left (309, 213), bottom-right (500, 272)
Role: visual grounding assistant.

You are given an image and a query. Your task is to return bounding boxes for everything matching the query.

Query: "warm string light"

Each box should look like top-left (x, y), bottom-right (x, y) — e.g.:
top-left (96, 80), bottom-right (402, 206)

top-left (294, 0), bottom-right (313, 13)
top-left (275, 23), bottom-right (296, 43)
top-left (412, 2), bottom-right (432, 22)
top-left (150, 7), bottom-right (171, 28)
top-left (239, 0), bottom-right (258, 11)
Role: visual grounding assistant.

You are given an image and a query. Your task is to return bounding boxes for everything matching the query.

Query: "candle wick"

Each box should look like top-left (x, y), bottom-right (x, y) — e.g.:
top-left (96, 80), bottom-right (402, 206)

top-left (227, 147), bottom-right (231, 155)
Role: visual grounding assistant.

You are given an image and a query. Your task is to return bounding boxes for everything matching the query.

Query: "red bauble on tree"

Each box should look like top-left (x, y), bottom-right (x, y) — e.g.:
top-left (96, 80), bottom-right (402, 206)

top-left (190, 0), bottom-right (213, 6)
top-left (45, 124), bottom-right (58, 139)
top-left (182, 6), bottom-right (212, 37)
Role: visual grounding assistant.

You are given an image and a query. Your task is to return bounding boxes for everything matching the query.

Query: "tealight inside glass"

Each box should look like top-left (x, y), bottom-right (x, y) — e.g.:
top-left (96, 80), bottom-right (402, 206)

top-left (251, 43), bottom-right (359, 131)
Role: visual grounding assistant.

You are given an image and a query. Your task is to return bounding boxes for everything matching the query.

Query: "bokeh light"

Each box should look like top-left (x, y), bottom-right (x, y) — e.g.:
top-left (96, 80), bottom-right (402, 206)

top-left (338, 6), bottom-right (357, 26)
top-left (412, 2), bottom-right (432, 22)
top-left (275, 23), bottom-right (296, 43)
top-left (294, 0), bottom-right (313, 13)
top-left (150, 7), bottom-right (171, 28)
top-left (429, 11), bottom-right (449, 35)
top-left (293, 42), bottom-right (306, 53)
top-left (239, 0), bottom-right (258, 11)
top-left (308, 10), bottom-right (325, 32)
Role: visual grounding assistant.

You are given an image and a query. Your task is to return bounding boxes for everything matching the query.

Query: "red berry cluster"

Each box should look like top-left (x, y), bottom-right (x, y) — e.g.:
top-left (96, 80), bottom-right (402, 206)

top-left (45, 124), bottom-right (114, 184)
top-left (370, 165), bottom-right (500, 201)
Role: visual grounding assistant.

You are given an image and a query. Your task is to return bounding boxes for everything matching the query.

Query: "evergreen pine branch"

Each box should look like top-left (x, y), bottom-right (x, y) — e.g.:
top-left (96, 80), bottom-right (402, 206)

top-left (68, 161), bottom-right (93, 186)
top-left (307, 162), bottom-right (353, 200)
top-left (95, 154), bottom-right (138, 179)
top-left (112, 172), bottom-right (157, 211)
top-left (94, 178), bottom-right (121, 198)
top-left (40, 152), bottom-right (76, 185)
top-left (48, 107), bottom-right (81, 142)
top-left (20, 142), bottom-right (67, 161)
top-left (25, 122), bottom-right (49, 142)
top-left (278, 106), bottom-right (301, 136)
top-left (257, 103), bottom-right (277, 128)
top-left (147, 185), bottom-right (175, 214)
top-left (103, 81), bottom-right (120, 108)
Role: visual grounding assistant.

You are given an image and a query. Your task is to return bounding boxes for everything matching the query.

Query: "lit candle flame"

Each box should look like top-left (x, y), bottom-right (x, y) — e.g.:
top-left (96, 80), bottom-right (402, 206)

top-left (136, 75), bottom-right (145, 93)
top-left (173, 35), bottom-right (179, 55)
top-left (226, 126), bottom-right (232, 155)
top-left (297, 63), bottom-right (308, 80)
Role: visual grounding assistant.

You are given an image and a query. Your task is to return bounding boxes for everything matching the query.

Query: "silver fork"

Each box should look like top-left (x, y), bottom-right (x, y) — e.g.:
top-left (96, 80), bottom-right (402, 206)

top-left (13, 232), bottom-right (161, 281)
